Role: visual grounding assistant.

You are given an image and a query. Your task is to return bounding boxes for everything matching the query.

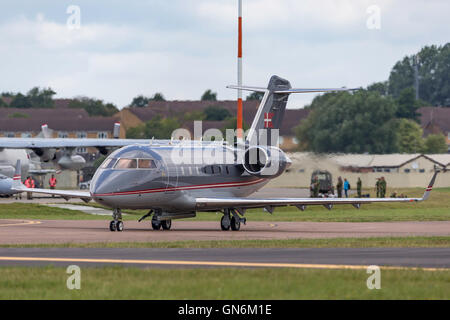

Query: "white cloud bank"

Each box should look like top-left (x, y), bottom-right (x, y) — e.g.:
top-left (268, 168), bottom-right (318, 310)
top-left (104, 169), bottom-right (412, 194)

top-left (0, 0), bottom-right (448, 109)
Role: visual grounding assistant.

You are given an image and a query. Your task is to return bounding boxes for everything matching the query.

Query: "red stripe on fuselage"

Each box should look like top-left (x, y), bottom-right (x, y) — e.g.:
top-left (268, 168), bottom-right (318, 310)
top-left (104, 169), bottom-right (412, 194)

top-left (92, 178), bottom-right (266, 197)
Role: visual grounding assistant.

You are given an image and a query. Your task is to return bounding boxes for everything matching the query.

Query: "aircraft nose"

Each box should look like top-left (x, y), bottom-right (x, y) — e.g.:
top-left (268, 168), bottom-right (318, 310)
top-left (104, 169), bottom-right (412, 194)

top-left (0, 178), bottom-right (13, 194)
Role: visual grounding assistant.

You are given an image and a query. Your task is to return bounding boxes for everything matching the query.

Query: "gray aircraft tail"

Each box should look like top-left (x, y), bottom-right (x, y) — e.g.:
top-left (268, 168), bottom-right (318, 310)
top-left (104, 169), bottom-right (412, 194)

top-left (227, 75), bottom-right (360, 146)
top-left (12, 160), bottom-right (22, 188)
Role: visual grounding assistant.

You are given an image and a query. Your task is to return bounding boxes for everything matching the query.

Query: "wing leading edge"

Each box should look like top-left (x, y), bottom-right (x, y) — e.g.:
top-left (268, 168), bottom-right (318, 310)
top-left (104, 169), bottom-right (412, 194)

top-left (195, 171), bottom-right (439, 211)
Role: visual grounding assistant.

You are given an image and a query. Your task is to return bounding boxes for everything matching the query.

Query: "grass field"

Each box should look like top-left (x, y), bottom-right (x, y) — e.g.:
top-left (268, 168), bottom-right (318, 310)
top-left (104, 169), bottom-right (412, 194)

top-left (1, 236), bottom-right (449, 249)
top-left (1, 186), bottom-right (450, 222)
top-left (0, 266), bottom-right (448, 299)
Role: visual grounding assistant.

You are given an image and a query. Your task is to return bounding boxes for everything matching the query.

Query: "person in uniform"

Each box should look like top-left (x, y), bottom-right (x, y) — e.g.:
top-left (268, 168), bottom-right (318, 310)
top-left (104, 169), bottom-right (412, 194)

top-left (375, 178), bottom-right (381, 198)
top-left (336, 176), bottom-right (343, 198)
top-left (380, 177), bottom-right (387, 198)
top-left (311, 176), bottom-right (320, 197)
top-left (357, 177), bottom-right (362, 198)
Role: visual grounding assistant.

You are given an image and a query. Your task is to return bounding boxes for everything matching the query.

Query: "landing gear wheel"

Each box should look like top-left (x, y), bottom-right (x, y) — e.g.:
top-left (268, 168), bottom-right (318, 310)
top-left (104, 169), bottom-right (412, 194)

top-left (230, 216), bottom-right (241, 231)
top-left (116, 221), bottom-right (124, 232)
top-left (221, 215), bottom-right (230, 231)
top-left (161, 220), bottom-right (172, 230)
top-left (152, 219), bottom-right (161, 230)
top-left (109, 221), bottom-right (117, 232)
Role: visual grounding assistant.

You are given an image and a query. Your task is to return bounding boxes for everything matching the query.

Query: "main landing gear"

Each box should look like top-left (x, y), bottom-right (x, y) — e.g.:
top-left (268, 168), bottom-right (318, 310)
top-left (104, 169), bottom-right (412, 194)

top-left (221, 208), bottom-right (246, 231)
top-left (109, 208), bottom-right (124, 232)
top-left (138, 209), bottom-right (172, 231)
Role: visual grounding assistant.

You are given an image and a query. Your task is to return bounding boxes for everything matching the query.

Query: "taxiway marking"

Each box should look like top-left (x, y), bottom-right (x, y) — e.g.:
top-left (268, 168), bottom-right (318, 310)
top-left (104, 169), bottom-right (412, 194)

top-left (0, 220), bottom-right (41, 227)
top-left (0, 256), bottom-right (447, 272)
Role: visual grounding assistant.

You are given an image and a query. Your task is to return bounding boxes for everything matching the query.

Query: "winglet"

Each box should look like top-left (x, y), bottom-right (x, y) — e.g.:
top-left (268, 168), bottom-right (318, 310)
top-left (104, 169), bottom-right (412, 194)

top-left (421, 170), bottom-right (439, 201)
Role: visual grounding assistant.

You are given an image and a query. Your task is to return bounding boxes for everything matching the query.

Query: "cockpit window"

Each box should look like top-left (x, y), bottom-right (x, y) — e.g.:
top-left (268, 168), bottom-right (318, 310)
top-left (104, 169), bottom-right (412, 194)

top-left (114, 158), bottom-right (137, 169)
top-left (101, 158), bottom-right (117, 169)
top-left (138, 159), bottom-right (157, 169)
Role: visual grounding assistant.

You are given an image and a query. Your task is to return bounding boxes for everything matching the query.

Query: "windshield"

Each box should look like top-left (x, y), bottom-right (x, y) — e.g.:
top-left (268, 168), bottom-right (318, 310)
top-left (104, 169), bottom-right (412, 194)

top-left (138, 159), bottom-right (157, 169)
top-left (101, 158), bottom-right (117, 169)
top-left (114, 158), bottom-right (137, 169)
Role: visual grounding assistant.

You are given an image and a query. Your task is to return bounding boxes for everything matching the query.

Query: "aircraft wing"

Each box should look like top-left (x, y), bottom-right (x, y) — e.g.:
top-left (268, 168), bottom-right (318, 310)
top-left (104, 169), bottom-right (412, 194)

top-left (12, 186), bottom-right (92, 203)
top-left (196, 172), bottom-right (438, 212)
top-left (0, 138), bottom-right (165, 149)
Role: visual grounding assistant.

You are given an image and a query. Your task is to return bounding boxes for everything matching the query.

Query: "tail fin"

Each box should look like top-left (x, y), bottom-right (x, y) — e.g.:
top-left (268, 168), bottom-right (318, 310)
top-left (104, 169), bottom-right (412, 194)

top-left (421, 170), bottom-right (439, 201)
top-left (113, 122), bottom-right (121, 139)
top-left (12, 160), bottom-right (22, 188)
top-left (41, 124), bottom-right (52, 138)
top-left (228, 75), bottom-right (360, 146)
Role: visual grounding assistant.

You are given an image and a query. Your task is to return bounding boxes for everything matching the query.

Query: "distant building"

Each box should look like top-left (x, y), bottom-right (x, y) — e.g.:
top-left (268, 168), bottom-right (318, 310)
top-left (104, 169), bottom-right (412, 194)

top-left (269, 152), bottom-right (450, 189)
top-left (0, 105), bottom-right (120, 153)
top-left (419, 107), bottom-right (450, 151)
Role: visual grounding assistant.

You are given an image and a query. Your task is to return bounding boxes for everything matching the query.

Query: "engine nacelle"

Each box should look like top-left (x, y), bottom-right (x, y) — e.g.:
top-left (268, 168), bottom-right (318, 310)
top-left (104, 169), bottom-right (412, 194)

top-left (33, 148), bottom-right (56, 162)
top-left (242, 146), bottom-right (290, 178)
top-left (58, 155), bottom-right (86, 171)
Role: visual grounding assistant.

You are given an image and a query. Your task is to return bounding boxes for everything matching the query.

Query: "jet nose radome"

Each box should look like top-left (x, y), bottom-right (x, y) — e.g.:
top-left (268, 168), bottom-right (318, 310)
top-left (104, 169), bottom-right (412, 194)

top-left (0, 176), bottom-right (13, 195)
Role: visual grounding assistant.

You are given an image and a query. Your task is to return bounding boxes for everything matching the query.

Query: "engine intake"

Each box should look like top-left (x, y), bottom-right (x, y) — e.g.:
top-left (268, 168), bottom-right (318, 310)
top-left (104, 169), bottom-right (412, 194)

top-left (242, 146), bottom-right (289, 178)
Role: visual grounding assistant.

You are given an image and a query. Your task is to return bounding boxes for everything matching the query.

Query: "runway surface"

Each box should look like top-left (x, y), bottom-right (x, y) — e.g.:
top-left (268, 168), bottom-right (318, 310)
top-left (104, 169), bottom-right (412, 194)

top-left (0, 248), bottom-right (448, 269)
top-left (0, 219), bottom-right (449, 244)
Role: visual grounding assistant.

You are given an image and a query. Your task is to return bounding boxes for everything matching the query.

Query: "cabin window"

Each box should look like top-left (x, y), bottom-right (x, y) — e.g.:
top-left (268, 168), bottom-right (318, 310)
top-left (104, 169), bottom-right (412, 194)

top-left (114, 158), bottom-right (137, 169)
top-left (404, 169), bottom-right (410, 173)
top-left (138, 159), bottom-right (157, 169)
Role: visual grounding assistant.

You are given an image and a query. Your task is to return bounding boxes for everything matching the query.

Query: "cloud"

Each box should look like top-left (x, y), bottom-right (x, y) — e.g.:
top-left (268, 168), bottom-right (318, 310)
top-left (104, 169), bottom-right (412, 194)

top-left (0, 1), bottom-right (448, 110)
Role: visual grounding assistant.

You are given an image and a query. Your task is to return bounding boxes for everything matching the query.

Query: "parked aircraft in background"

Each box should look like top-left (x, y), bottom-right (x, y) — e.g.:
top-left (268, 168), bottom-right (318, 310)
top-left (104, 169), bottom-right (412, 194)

top-left (7, 76), bottom-right (439, 232)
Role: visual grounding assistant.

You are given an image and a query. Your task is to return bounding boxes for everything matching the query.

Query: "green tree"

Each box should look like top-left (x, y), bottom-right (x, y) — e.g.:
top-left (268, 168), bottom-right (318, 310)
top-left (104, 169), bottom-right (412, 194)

top-left (246, 91), bottom-right (264, 101)
top-left (388, 43), bottom-right (450, 106)
top-left (201, 90), bottom-right (217, 101)
top-left (295, 90), bottom-right (398, 154)
top-left (423, 134), bottom-right (448, 154)
top-left (150, 93), bottom-right (165, 101)
top-left (204, 105), bottom-right (231, 121)
top-left (396, 119), bottom-right (424, 153)
top-left (27, 87), bottom-right (56, 108)
top-left (130, 95), bottom-right (150, 108)
top-left (9, 93), bottom-right (32, 108)
top-left (395, 87), bottom-right (422, 121)
top-left (126, 115), bottom-right (180, 139)
top-left (69, 97), bottom-right (118, 117)
top-left (0, 97), bottom-right (7, 108)
top-left (367, 81), bottom-right (388, 96)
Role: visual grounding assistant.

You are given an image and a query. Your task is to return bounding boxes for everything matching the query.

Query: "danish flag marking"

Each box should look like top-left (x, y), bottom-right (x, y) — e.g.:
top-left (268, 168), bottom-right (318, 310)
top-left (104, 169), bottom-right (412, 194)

top-left (264, 112), bottom-right (274, 128)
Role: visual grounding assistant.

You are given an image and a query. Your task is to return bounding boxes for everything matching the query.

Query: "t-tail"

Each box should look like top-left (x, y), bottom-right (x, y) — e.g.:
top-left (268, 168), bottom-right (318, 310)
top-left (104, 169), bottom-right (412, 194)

top-left (227, 75), bottom-right (360, 146)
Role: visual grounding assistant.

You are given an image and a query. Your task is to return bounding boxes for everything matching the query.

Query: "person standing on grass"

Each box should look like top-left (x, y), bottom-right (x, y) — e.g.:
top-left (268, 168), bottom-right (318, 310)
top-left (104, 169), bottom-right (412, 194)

top-left (344, 178), bottom-right (350, 198)
top-left (357, 177), bottom-right (362, 198)
top-left (337, 176), bottom-right (343, 198)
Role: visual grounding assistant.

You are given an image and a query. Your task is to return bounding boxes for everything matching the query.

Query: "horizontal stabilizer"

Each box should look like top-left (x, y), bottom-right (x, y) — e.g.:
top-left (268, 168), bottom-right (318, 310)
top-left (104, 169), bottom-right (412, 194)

top-left (226, 85), bottom-right (267, 92)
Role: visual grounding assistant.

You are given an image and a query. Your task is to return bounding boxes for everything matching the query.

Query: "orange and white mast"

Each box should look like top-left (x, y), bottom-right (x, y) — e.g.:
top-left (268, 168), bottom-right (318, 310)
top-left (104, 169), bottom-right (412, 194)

top-left (237, 0), bottom-right (243, 143)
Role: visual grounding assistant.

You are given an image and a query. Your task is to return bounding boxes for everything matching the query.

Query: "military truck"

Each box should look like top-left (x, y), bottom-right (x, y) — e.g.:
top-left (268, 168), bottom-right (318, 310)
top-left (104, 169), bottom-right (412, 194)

top-left (310, 170), bottom-right (334, 197)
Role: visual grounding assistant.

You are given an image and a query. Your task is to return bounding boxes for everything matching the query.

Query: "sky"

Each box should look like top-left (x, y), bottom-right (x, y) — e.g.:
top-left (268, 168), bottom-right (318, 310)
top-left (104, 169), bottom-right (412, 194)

top-left (0, 0), bottom-right (449, 109)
